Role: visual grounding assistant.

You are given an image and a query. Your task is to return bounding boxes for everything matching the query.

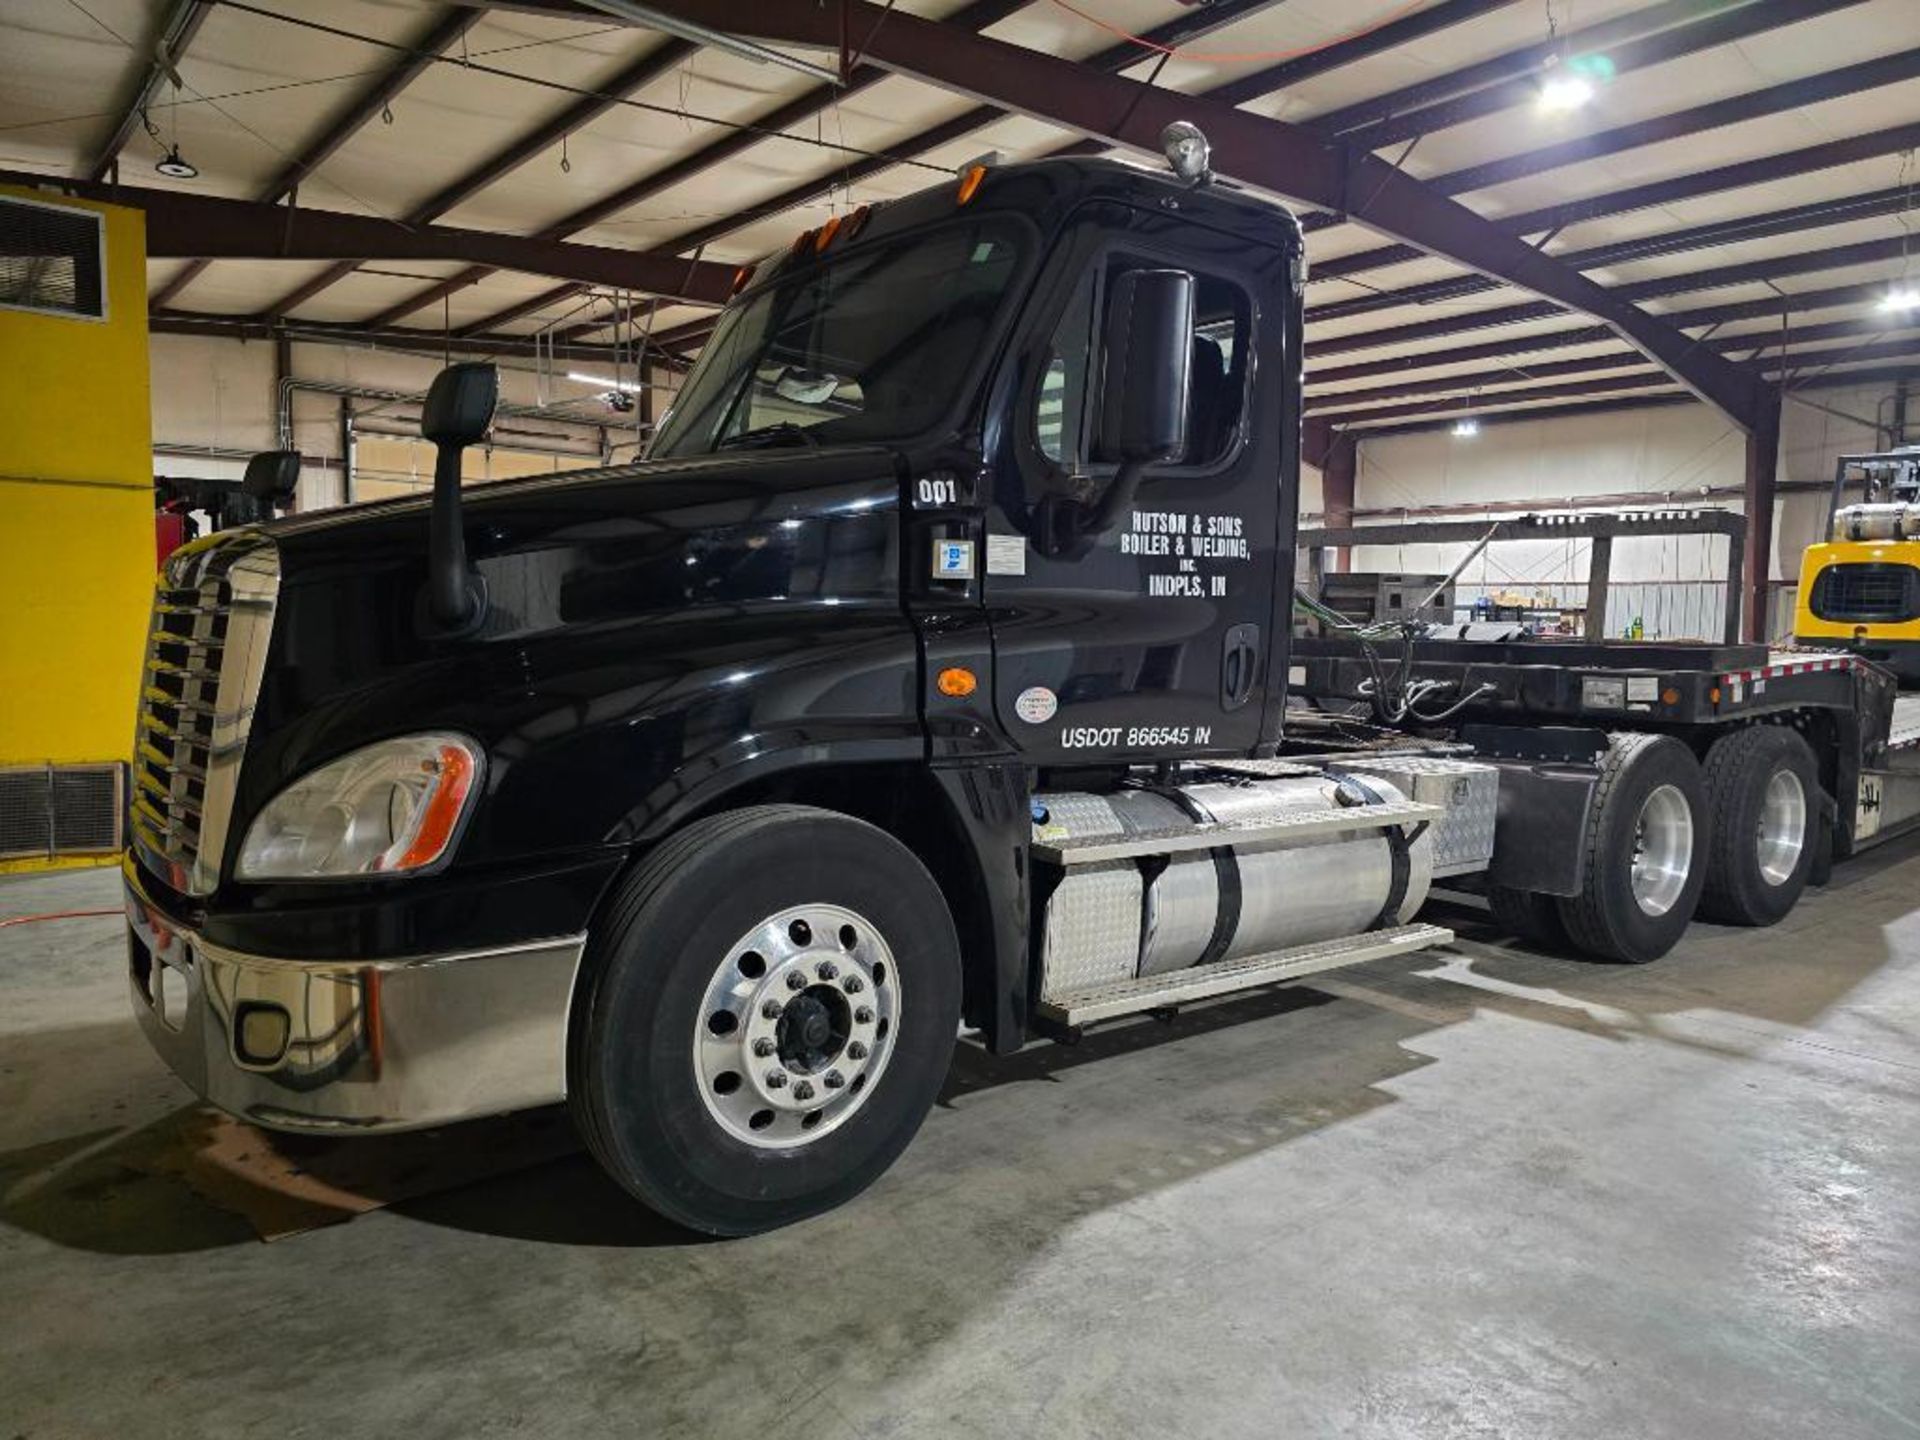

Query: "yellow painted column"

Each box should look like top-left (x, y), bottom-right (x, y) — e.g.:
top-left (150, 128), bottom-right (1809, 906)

top-left (0, 185), bottom-right (153, 869)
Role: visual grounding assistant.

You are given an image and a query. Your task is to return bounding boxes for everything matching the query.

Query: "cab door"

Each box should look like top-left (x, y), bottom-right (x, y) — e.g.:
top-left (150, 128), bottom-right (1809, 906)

top-left (981, 202), bottom-right (1291, 766)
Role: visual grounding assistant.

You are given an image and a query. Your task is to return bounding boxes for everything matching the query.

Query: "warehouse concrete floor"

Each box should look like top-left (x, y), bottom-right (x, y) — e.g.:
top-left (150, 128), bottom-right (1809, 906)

top-left (4, 851), bottom-right (1918, 1440)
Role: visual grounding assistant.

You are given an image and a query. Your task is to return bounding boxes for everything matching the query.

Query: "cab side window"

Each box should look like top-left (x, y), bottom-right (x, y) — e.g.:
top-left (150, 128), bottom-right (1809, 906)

top-left (1033, 257), bottom-right (1251, 472)
top-left (1036, 268), bottom-right (1097, 468)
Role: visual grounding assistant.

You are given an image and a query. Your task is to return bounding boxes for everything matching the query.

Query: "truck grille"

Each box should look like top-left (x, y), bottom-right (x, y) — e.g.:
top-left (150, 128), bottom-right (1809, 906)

top-left (130, 535), bottom-right (280, 895)
top-left (1809, 562), bottom-right (1920, 624)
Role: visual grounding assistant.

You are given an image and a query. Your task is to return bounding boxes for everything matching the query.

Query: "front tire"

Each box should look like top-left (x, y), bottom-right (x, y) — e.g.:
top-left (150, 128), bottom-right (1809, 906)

top-left (569, 805), bottom-right (962, 1236)
top-left (1697, 726), bottom-right (1819, 926)
top-left (1556, 733), bottom-right (1708, 964)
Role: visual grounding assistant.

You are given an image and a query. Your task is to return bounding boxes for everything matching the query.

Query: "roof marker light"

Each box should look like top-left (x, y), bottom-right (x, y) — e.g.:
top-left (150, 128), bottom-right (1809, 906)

top-left (814, 215), bottom-right (843, 252)
top-left (956, 164), bottom-right (988, 205)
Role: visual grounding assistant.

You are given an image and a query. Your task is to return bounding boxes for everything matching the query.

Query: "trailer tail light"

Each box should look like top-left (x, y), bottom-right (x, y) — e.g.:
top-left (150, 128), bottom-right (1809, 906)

top-left (956, 164), bottom-right (988, 205)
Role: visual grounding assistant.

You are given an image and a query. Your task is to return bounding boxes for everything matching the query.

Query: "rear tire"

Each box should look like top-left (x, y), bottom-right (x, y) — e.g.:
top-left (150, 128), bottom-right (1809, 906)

top-left (569, 804), bottom-right (962, 1236)
top-left (1697, 726), bottom-right (1819, 926)
top-left (1487, 883), bottom-right (1570, 950)
top-left (1556, 733), bottom-right (1707, 964)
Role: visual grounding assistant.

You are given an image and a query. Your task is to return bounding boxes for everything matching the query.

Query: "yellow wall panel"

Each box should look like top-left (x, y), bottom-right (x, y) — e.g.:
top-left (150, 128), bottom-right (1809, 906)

top-left (0, 185), bottom-right (153, 771)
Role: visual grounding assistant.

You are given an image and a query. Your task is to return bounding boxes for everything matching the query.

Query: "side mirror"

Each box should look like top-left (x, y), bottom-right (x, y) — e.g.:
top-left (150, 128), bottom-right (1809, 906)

top-left (241, 450), bottom-right (301, 510)
top-left (1095, 268), bottom-right (1194, 464)
top-left (420, 363), bottom-right (498, 633)
top-left (422, 362), bottom-right (498, 447)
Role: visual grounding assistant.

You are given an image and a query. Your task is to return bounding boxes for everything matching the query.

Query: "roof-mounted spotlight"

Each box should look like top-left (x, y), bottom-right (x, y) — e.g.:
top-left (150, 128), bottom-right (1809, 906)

top-left (1161, 121), bottom-right (1211, 185)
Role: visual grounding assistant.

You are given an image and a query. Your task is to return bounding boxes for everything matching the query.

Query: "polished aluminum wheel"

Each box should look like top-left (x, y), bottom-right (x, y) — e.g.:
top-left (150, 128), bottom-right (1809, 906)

top-left (1630, 783), bottom-right (1694, 917)
top-left (693, 903), bottom-right (899, 1150)
top-left (1755, 768), bottom-right (1807, 887)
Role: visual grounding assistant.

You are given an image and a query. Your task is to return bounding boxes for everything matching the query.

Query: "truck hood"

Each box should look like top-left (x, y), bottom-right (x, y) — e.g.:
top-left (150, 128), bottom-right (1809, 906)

top-left (264, 445), bottom-right (903, 638)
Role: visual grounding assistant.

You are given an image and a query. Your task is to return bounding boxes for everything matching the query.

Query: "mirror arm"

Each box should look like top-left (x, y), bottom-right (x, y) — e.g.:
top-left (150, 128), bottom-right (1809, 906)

top-left (426, 442), bottom-right (485, 632)
top-left (1082, 455), bottom-right (1152, 538)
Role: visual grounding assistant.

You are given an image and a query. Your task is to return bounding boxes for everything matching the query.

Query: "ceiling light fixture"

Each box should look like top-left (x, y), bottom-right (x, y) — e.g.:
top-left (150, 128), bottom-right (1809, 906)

top-left (573, 0), bottom-right (842, 85)
top-left (1881, 286), bottom-right (1920, 313)
top-left (155, 144), bottom-right (198, 179)
top-left (1452, 417), bottom-right (1482, 438)
top-left (567, 370), bottom-right (642, 392)
top-left (1538, 72), bottom-right (1595, 113)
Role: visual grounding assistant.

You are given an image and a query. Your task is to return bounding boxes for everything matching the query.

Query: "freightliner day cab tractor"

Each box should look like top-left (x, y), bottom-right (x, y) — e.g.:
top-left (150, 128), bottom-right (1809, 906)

top-left (125, 129), bottom-right (1920, 1234)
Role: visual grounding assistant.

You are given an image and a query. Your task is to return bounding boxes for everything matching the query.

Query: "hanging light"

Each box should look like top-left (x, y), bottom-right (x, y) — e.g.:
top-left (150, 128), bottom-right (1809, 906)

top-left (1880, 285), bottom-right (1920, 313)
top-left (155, 144), bottom-right (198, 179)
top-left (567, 370), bottom-right (643, 393)
top-left (1452, 417), bottom-right (1482, 438)
top-left (1537, 73), bottom-right (1595, 112)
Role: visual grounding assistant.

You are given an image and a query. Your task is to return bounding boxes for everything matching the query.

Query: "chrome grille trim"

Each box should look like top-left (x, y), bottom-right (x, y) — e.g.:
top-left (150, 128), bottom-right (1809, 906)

top-left (131, 534), bottom-right (279, 895)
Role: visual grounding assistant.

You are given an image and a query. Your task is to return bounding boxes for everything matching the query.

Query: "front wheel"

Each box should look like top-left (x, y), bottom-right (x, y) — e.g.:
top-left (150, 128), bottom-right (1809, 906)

top-left (569, 805), bottom-right (962, 1236)
top-left (1556, 733), bottom-right (1708, 964)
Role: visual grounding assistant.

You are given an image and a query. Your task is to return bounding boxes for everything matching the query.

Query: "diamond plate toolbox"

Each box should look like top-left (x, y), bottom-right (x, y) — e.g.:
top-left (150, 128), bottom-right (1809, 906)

top-left (1337, 756), bottom-right (1499, 878)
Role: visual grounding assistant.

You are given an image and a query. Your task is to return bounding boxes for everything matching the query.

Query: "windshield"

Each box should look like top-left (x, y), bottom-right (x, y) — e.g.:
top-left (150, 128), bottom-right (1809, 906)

top-left (649, 217), bottom-right (1026, 458)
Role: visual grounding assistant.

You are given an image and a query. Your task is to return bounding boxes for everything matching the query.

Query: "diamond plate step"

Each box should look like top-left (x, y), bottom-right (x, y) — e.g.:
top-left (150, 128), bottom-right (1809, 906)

top-left (1037, 922), bottom-right (1454, 1027)
top-left (1032, 800), bottom-right (1440, 866)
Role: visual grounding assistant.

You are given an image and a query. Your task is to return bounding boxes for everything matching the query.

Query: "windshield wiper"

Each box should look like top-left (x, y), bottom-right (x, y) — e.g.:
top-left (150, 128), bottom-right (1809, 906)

top-left (714, 422), bottom-right (822, 452)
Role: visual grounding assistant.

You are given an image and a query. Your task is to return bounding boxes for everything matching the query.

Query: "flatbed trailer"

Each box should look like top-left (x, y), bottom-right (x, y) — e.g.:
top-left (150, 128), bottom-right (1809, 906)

top-left (1290, 632), bottom-right (1920, 908)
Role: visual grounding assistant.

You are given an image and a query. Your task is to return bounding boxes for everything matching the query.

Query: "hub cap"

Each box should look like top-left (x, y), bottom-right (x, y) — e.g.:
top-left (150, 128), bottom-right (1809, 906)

top-left (694, 903), bottom-right (899, 1150)
top-left (1756, 768), bottom-right (1807, 886)
top-left (1630, 783), bottom-right (1694, 917)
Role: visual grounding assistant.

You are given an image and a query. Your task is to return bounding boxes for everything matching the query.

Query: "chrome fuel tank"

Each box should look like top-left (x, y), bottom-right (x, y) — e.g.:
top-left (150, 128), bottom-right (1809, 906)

top-left (1034, 772), bottom-right (1439, 998)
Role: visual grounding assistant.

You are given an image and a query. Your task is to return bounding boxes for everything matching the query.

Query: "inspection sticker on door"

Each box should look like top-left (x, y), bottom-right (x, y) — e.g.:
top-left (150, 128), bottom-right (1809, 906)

top-left (933, 538), bottom-right (975, 579)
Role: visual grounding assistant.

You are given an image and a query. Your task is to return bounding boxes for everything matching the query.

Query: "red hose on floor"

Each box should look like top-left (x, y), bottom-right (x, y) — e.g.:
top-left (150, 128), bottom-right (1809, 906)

top-left (0, 908), bottom-right (120, 930)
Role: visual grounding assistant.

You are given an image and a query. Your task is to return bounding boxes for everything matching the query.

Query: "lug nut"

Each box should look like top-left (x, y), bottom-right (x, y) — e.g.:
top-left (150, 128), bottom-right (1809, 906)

top-left (786, 971), bottom-right (807, 992)
top-left (765, 1069), bottom-right (788, 1089)
top-left (823, 1070), bottom-right (845, 1090)
top-left (816, 960), bottom-right (839, 980)
top-left (793, 1081), bottom-right (815, 1101)
top-left (752, 1038), bottom-right (776, 1057)
top-left (847, 1041), bottom-right (868, 1060)
top-left (855, 1006), bottom-right (874, 1025)
top-left (761, 1000), bottom-right (783, 1020)
top-left (843, 975), bottom-right (864, 994)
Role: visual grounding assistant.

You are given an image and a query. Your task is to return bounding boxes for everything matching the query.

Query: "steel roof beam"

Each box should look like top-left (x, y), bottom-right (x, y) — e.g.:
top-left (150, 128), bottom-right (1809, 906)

top-left (1316, 119), bottom-right (1920, 285)
top-left (1314, 339), bottom-right (1920, 428)
top-left (150, 6), bottom-right (483, 309)
top-left (262, 36), bottom-right (698, 319)
top-left (84, 0), bottom-right (212, 182)
top-left (1309, 235), bottom-right (1915, 359)
top-left (1349, 362), bottom-right (1920, 440)
top-left (366, 0), bottom-right (1031, 331)
top-left (651, 0), bottom-right (1765, 426)
top-left (1315, 185), bottom-right (1918, 324)
top-left (5, 170), bottom-right (736, 301)
top-left (149, 308), bottom-right (674, 363)
top-left (1311, 0), bottom-right (1863, 156)
top-left (1307, 317), bottom-right (1915, 410)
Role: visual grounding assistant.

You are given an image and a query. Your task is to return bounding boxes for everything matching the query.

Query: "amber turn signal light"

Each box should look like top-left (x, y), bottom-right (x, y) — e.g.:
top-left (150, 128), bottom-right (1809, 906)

top-left (936, 667), bottom-right (978, 697)
top-left (956, 164), bottom-right (987, 205)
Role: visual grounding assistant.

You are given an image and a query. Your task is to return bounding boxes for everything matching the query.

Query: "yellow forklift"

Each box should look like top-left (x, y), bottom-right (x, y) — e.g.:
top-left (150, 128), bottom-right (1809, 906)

top-left (1796, 446), bottom-right (1920, 681)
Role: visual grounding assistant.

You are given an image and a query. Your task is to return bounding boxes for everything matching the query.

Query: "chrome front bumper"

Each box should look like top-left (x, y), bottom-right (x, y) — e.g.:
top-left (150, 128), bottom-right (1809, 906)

top-left (125, 870), bottom-right (586, 1133)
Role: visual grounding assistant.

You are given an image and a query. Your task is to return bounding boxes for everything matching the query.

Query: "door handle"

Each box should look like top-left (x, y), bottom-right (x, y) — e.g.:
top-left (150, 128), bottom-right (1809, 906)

top-left (1221, 623), bottom-right (1260, 710)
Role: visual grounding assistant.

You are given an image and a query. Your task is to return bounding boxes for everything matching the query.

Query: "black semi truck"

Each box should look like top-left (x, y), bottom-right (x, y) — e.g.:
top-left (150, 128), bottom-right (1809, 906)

top-left (125, 134), bottom-right (1920, 1235)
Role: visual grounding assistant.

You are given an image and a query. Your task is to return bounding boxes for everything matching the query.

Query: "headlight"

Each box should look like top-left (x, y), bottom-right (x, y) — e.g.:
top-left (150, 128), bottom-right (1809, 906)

top-left (237, 733), bottom-right (481, 880)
